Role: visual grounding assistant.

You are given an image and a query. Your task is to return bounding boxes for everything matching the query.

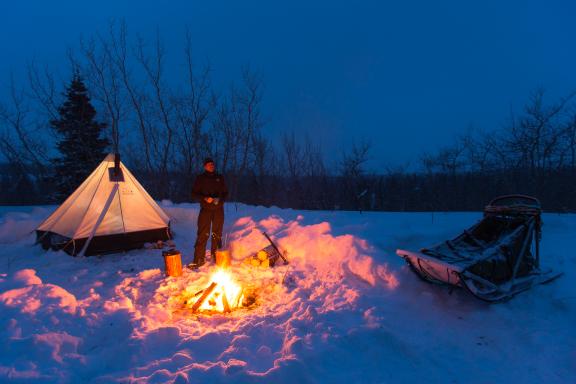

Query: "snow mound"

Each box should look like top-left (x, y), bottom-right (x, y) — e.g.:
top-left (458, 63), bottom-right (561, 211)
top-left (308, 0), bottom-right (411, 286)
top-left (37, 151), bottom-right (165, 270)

top-left (0, 204), bottom-right (574, 383)
top-left (93, 214), bottom-right (399, 382)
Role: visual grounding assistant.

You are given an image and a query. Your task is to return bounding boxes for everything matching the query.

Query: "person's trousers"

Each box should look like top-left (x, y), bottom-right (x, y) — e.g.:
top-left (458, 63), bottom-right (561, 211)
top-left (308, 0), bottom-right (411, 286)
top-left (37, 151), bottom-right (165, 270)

top-left (193, 207), bottom-right (224, 264)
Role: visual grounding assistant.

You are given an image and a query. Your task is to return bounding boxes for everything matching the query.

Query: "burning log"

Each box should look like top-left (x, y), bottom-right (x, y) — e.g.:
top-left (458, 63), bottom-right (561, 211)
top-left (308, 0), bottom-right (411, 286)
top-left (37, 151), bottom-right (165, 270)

top-left (222, 291), bottom-right (231, 313)
top-left (185, 268), bottom-right (246, 314)
top-left (191, 282), bottom-right (217, 312)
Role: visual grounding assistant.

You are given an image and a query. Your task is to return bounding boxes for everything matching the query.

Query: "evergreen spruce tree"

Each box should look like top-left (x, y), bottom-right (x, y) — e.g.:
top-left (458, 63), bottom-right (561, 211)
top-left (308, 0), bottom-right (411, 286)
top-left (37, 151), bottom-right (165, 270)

top-left (51, 73), bottom-right (109, 200)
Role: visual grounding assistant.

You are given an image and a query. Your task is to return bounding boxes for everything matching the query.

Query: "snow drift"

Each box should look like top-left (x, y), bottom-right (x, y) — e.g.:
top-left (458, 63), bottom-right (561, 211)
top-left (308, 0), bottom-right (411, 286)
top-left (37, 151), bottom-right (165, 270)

top-left (0, 204), bottom-right (574, 383)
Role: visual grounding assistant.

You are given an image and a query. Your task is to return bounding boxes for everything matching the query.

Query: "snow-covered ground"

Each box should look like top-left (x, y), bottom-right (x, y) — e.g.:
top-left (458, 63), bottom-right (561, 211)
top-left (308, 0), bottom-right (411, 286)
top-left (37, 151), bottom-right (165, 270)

top-left (0, 203), bottom-right (574, 383)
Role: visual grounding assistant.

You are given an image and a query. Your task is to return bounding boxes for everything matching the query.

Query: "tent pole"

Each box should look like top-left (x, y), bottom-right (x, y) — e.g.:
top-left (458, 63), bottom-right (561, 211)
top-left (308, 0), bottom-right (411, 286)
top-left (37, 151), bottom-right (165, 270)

top-left (114, 153), bottom-right (121, 176)
top-left (36, 161), bottom-right (109, 243)
top-left (78, 183), bottom-right (119, 257)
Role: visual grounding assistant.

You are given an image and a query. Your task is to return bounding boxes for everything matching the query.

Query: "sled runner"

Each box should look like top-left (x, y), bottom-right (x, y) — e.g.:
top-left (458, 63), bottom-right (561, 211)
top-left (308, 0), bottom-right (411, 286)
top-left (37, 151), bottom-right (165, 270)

top-left (396, 195), bottom-right (562, 302)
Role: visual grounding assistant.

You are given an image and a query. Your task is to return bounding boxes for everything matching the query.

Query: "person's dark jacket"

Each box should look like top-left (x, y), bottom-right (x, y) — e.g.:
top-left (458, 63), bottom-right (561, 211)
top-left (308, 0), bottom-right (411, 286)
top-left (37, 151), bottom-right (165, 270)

top-left (191, 171), bottom-right (228, 210)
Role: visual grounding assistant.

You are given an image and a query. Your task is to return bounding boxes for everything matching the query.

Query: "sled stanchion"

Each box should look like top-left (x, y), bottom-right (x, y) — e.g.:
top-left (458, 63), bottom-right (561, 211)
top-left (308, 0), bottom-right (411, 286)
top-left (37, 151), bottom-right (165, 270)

top-left (510, 220), bottom-right (535, 284)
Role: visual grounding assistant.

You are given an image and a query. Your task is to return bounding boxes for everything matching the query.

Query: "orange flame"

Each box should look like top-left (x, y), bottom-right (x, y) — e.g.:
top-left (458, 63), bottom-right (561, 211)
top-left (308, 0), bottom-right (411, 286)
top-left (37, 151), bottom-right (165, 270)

top-left (198, 268), bottom-right (244, 312)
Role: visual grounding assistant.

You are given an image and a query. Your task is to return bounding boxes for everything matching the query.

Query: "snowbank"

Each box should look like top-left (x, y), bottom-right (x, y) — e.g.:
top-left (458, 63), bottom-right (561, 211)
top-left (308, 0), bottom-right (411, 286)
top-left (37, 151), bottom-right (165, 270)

top-left (0, 204), bottom-right (574, 383)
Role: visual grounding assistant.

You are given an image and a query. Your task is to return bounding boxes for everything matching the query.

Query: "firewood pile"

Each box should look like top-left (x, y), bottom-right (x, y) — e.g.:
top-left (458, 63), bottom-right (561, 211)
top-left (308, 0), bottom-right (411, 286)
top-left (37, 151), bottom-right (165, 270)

top-left (243, 233), bottom-right (289, 268)
top-left (243, 245), bottom-right (280, 268)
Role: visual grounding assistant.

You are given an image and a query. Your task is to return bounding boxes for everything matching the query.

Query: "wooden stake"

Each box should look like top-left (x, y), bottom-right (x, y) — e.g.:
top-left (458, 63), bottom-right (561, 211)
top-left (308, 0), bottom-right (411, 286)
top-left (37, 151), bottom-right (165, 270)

top-left (191, 282), bottom-right (217, 312)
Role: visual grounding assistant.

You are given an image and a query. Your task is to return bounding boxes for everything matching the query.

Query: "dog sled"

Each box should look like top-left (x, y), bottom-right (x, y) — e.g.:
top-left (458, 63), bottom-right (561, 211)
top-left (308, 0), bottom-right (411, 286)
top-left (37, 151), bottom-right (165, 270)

top-left (396, 195), bottom-right (562, 302)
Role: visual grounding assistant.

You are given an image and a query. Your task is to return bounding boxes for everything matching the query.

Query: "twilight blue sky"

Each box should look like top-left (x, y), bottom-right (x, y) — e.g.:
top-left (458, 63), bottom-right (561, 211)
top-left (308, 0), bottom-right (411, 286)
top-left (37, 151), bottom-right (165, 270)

top-left (1, 0), bottom-right (575, 169)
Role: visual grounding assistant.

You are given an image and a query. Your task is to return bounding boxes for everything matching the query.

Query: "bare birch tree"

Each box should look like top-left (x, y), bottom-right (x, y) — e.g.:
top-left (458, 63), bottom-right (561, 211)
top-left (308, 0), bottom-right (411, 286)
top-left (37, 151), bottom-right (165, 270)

top-left (211, 68), bottom-right (264, 201)
top-left (79, 22), bottom-right (126, 152)
top-left (0, 75), bottom-right (47, 174)
top-left (173, 29), bottom-right (215, 177)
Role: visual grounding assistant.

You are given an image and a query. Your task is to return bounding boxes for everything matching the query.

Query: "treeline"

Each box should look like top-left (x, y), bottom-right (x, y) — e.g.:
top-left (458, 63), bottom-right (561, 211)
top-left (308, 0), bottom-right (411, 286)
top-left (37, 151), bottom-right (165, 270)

top-left (414, 88), bottom-right (576, 212)
top-left (1, 22), bottom-right (575, 211)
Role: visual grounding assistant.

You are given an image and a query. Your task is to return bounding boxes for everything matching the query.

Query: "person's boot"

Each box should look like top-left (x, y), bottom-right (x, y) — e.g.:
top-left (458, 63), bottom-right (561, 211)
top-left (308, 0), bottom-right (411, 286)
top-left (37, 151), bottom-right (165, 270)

top-left (188, 259), bottom-right (205, 270)
top-left (190, 251), bottom-right (206, 270)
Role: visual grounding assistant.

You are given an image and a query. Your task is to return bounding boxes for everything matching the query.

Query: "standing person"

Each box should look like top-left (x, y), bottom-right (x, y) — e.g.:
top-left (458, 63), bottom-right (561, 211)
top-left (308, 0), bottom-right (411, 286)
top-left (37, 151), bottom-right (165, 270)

top-left (191, 158), bottom-right (228, 268)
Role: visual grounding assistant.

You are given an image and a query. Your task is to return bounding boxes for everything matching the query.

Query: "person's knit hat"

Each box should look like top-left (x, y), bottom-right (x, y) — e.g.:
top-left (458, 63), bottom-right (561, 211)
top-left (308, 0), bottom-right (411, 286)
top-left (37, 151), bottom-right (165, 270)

top-left (203, 157), bottom-right (215, 166)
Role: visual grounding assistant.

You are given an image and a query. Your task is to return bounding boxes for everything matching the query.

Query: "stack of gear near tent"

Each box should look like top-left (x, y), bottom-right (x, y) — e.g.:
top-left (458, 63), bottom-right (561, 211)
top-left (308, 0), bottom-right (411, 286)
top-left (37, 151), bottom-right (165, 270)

top-left (396, 195), bottom-right (561, 302)
top-left (36, 153), bottom-right (171, 256)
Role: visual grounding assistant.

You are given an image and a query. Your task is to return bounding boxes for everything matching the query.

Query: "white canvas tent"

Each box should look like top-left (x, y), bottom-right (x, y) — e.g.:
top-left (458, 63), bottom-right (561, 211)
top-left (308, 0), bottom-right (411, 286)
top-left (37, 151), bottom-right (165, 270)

top-left (36, 154), bottom-right (171, 256)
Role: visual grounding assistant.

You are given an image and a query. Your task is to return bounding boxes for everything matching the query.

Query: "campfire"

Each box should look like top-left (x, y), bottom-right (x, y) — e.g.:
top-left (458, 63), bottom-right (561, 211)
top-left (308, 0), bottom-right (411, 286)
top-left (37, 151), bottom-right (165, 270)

top-left (175, 233), bottom-right (285, 315)
top-left (183, 267), bottom-right (254, 314)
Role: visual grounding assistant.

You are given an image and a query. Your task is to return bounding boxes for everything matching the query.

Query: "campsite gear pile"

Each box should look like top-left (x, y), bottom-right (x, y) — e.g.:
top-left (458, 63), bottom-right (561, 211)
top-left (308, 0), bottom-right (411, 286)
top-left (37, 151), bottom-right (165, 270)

top-left (397, 195), bottom-right (562, 302)
top-left (35, 153), bottom-right (171, 256)
top-left (243, 232), bottom-right (289, 268)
